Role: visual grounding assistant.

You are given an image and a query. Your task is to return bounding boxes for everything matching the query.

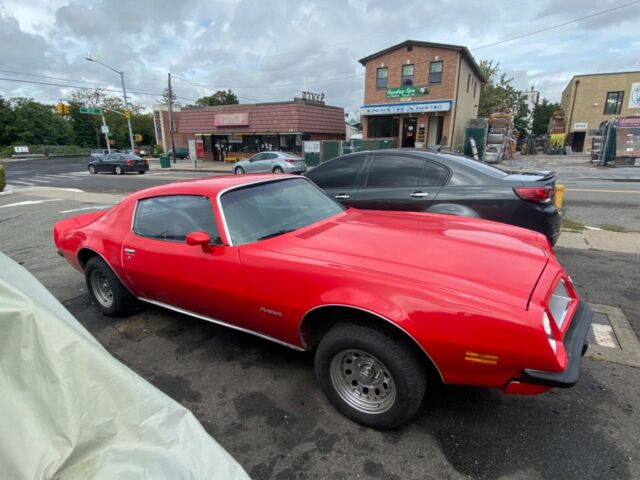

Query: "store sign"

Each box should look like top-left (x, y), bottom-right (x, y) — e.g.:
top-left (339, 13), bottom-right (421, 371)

top-left (228, 136), bottom-right (243, 143)
top-left (573, 122), bottom-right (588, 130)
top-left (304, 141), bottom-right (320, 153)
top-left (629, 83), bottom-right (640, 109)
top-left (301, 91), bottom-right (325, 103)
top-left (214, 113), bottom-right (249, 127)
top-left (386, 86), bottom-right (430, 98)
top-left (360, 100), bottom-right (452, 116)
top-left (618, 117), bottom-right (640, 128)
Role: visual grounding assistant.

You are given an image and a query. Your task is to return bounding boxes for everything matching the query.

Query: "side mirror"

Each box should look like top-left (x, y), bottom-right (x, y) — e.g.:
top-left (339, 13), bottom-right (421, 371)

top-left (186, 231), bottom-right (212, 252)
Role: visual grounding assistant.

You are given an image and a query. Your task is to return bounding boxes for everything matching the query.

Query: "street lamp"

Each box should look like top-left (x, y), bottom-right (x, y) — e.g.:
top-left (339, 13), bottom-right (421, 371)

top-left (85, 57), bottom-right (136, 152)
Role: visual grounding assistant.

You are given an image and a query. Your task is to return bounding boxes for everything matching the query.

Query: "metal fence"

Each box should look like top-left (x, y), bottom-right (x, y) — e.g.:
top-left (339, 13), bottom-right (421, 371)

top-left (304, 138), bottom-right (397, 166)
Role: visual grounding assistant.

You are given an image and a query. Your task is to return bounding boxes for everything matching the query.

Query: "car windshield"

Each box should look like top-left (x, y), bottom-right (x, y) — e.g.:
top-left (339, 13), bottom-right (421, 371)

top-left (220, 178), bottom-right (345, 245)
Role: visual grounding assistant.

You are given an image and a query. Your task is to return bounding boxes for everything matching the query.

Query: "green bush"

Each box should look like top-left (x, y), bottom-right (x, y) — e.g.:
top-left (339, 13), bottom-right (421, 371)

top-left (0, 165), bottom-right (5, 192)
top-left (153, 144), bottom-right (164, 156)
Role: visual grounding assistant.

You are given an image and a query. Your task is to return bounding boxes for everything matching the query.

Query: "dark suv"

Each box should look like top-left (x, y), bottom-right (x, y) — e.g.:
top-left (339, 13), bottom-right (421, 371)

top-left (305, 149), bottom-right (561, 244)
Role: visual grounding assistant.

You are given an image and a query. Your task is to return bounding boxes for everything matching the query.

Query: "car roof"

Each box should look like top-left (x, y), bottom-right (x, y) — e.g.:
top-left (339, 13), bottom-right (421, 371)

top-left (128, 174), bottom-right (297, 201)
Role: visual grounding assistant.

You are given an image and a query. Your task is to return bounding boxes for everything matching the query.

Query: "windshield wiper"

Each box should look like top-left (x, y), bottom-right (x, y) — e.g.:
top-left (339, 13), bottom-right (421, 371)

top-left (257, 229), bottom-right (296, 241)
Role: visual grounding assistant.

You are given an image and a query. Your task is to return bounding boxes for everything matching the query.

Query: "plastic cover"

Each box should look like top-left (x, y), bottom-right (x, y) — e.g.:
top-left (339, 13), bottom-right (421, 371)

top-left (0, 252), bottom-right (250, 480)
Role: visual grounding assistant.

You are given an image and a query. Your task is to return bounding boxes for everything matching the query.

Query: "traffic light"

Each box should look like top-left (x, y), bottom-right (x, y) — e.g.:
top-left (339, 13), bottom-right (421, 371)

top-left (56, 102), bottom-right (64, 114)
top-left (124, 109), bottom-right (132, 120)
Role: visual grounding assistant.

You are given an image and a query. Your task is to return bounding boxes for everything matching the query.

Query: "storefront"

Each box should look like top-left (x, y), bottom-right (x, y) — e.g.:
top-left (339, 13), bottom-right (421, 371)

top-left (153, 98), bottom-right (345, 161)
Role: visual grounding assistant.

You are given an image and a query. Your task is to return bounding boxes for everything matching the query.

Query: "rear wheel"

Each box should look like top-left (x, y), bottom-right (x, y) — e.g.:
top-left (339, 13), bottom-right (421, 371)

top-left (234, 166), bottom-right (245, 175)
top-left (85, 256), bottom-right (136, 317)
top-left (88, 165), bottom-right (97, 174)
top-left (115, 165), bottom-right (123, 175)
top-left (273, 166), bottom-right (284, 174)
top-left (315, 322), bottom-right (426, 429)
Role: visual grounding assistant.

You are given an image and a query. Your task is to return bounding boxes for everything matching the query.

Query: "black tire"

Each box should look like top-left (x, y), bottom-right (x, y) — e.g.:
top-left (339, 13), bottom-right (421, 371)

top-left (138, 170), bottom-right (146, 174)
top-left (88, 165), bottom-right (97, 174)
top-left (273, 166), bottom-right (284, 174)
top-left (315, 322), bottom-right (426, 429)
top-left (84, 256), bottom-right (136, 317)
top-left (234, 166), bottom-right (245, 175)
top-left (115, 165), bottom-right (123, 175)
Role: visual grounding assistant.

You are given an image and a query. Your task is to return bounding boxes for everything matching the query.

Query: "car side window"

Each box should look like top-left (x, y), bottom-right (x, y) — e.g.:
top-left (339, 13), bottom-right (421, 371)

top-left (267, 153), bottom-right (279, 160)
top-left (366, 155), bottom-right (425, 187)
top-left (252, 153), bottom-right (264, 161)
top-left (422, 161), bottom-right (449, 186)
top-left (305, 155), bottom-right (366, 188)
top-left (133, 195), bottom-right (220, 243)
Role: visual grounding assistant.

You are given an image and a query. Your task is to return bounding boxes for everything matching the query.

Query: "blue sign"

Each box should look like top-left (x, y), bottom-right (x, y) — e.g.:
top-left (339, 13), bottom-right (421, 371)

top-left (361, 100), bottom-right (452, 116)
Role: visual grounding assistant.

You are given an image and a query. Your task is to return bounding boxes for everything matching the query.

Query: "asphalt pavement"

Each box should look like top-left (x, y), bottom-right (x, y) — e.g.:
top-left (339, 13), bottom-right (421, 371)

top-left (1, 155), bottom-right (639, 479)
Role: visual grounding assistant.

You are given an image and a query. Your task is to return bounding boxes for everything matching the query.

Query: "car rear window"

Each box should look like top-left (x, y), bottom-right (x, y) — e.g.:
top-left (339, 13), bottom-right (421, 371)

top-left (438, 154), bottom-right (508, 178)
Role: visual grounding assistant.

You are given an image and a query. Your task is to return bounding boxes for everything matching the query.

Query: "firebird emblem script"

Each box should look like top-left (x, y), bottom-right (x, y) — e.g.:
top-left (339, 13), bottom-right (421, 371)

top-left (260, 307), bottom-right (283, 317)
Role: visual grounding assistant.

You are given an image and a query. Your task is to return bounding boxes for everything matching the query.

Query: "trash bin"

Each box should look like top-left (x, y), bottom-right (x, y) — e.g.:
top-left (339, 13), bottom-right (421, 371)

top-left (159, 154), bottom-right (171, 168)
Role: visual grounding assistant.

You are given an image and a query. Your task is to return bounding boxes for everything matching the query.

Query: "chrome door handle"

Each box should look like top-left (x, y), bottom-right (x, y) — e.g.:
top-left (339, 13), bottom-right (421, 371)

top-left (124, 247), bottom-right (136, 254)
top-left (410, 192), bottom-right (430, 198)
top-left (334, 194), bottom-right (350, 199)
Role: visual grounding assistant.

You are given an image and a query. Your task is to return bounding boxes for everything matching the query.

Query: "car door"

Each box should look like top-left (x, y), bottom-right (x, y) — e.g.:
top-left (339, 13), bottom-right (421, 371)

top-left (352, 153), bottom-right (446, 212)
top-left (264, 153), bottom-right (279, 171)
top-left (98, 154), bottom-right (113, 172)
top-left (246, 153), bottom-right (265, 173)
top-left (303, 154), bottom-right (367, 207)
top-left (121, 194), bottom-right (249, 327)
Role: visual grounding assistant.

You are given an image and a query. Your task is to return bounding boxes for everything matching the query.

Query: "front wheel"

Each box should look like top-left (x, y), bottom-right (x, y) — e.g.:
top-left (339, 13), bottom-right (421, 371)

top-left (85, 257), bottom-right (136, 317)
top-left (115, 165), bottom-right (123, 175)
top-left (88, 165), bottom-right (97, 174)
top-left (273, 166), bottom-right (284, 174)
top-left (315, 322), bottom-right (426, 429)
top-left (138, 170), bottom-right (146, 174)
top-left (234, 166), bottom-right (245, 175)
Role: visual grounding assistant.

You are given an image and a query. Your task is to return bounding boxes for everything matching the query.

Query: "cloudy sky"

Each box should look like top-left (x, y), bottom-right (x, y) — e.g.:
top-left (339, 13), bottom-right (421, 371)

top-left (1, 0), bottom-right (639, 112)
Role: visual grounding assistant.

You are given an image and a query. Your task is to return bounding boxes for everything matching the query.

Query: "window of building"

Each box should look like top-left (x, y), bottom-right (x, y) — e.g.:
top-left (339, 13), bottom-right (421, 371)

top-left (467, 74), bottom-right (471, 93)
top-left (376, 68), bottom-right (388, 89)
top-left (604, 91), bottom-right (624, 115)
top-left (134, 195), bottom-right (220, 243)
top-left (406, 46), bottom-right (413, 52)
top-left (367, 116), bottom-right (400, 138)
top-left (402, 64), bottom-right (414, 86)
top-left (473, 80), bottom-right (477, 98)
top-left (429, 61), bottom-right (443, 84)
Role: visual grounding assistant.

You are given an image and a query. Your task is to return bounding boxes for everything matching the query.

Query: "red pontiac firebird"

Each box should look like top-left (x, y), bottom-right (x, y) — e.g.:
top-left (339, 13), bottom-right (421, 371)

top-left (54, 174), bottom-right (592, 429)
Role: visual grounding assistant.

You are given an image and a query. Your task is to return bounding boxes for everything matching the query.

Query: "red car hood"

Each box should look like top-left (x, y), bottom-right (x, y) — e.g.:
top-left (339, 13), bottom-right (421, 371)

top-left (257, 210), bottom-right (549, 309)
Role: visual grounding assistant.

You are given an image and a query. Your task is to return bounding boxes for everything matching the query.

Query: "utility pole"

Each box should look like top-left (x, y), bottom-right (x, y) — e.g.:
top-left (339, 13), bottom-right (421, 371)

top-left (167, 72), bottom-right (177, 164)
top-left (101, 112), bottom-right (111, 153)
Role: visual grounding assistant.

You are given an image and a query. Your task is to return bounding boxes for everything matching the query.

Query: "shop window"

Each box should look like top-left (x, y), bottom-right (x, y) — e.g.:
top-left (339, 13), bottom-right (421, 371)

top-left (367, 116), bottom-right (400, 138)
top-left (604, 91), bottom-right (623, 115)
top-left (376, 68), bottom-right (388, 89)
top-left (429, 61), bottom-right (443, 84)
top-left (467, 74), bottom-right (470, 93)
top-left (401, 65), bottom-right (414, 86)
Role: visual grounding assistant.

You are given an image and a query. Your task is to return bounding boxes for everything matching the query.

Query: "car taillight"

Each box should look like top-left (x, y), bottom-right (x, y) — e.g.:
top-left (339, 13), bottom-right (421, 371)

top-left (126, 160), bottom-right (135, 166)
top-left (144, 159), bottom-right (149, 165)
top-left (514, 186), bottom-right (555, 204)
top-left (285, 159), bottom-right (296, 163)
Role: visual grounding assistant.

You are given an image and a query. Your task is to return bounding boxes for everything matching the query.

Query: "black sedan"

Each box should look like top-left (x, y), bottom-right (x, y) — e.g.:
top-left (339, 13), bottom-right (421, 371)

top-left (305, 149), bottom-right (561, 244)
top-left (88, 153), bottom-right (149, 175)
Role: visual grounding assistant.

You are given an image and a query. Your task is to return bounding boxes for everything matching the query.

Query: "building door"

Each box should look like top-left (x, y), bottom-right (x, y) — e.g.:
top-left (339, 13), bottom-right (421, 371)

top-left (402, 118), bottom-right (417, 148)
top-left (572, 132), bottom-right (586, 152)
top-left (427, 116), bottom-right (443, 146)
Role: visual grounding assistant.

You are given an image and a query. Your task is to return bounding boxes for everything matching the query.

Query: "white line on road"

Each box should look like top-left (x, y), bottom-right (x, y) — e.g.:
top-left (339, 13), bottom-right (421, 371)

top-left (592, 324), bottom-right (619, 348)
top-left (7, 180), bottom-right (36, 185)
top-left (29, 178), bottom-right (52, 183)
top-left (45, 174), bottom-right (81, 179)
top-left (59, 205), bottom-right (113, 214)
top-left (0, 199), bottom-right (62, 209)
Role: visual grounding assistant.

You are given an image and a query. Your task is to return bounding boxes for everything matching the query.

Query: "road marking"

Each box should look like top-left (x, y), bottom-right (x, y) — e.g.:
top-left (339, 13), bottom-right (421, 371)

top-left (46, 174), bottom-right (81, 179)
top-left (7, 180), bottom-right (36, 185)
top-left (28, 178), bottom-right (52, 183)
top-left (592, 324), bottom-right (619, 348)
top-left (566, 188), bottom-right (640, 194)
top-left (0, 199), bottom-right (62, 209)
top-left (59, 205), bottom-right (112, 214)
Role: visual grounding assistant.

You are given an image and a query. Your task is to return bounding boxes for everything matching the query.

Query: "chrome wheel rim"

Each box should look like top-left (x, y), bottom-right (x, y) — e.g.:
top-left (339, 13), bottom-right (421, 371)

top-left (90, 270), bottom-right (114, 308)
top-left (116, 167), bottom-right (122, 174)
top-left (235, 168), bottom-right (244, 175)
top-left (329, 349), bottom-right (396, 414)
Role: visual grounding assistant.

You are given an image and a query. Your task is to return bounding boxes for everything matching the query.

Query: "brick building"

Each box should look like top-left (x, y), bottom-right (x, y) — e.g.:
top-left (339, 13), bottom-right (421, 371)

top-left (153, 98), bottom-right (345, 161)
top-left (359, 40), bottom-right (484, 150)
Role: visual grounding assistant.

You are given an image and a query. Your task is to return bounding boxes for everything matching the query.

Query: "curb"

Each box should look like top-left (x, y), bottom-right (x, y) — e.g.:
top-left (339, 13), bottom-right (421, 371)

top-left (0, 190), bottom-right (14, 197)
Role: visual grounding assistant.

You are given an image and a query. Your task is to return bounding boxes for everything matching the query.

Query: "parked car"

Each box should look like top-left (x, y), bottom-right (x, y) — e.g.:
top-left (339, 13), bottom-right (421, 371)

top-left (233, 151), bottom-right (306, 175)
top-left (305, 149), bottom-right (561, 244)
top-left (166, 147), bottom-right (189, 159)
top-left (90, 149), bottom-right (110, 161)
top-left (54, 175), bottom-right (592, 429)
top-left (88, 152), bottom-right (149, 175)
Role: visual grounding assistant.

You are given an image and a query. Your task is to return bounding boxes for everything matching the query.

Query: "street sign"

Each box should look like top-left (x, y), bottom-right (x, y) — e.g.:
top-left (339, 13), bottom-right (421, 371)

top-left (80, 107), bottom-right (102, 115)
top-left (101, 125), bottom-right (109, 134)
top-left (133, 134), bottom-right (143, 142)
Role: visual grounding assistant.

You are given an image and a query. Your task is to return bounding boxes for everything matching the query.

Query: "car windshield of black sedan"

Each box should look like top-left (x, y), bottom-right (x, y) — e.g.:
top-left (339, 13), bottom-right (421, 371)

top-left (220, 178), bottom-right (345, 245)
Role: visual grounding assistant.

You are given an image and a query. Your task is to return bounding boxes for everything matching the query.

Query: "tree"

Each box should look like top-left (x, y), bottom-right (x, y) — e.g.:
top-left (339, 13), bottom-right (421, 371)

top-left (193, 89), bottom-right (239, 107)
top-left (532, 98), bottom-right (559, 135)
top-left (0, 96), bottom-right (16, 147)
top-left (159, 87), bottom-right (179, 106)
top-left (10, 98), bottom-right (73, 145)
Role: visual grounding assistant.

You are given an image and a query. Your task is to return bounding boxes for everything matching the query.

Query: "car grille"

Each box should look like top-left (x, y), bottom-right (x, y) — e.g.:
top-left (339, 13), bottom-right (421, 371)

top-left (548, 279), bottom-right (572, 329)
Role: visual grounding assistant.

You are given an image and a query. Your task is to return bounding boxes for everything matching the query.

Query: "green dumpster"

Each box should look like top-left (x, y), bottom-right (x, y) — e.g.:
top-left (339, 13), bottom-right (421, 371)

top-left (159, 153), bottom-right (171, 168)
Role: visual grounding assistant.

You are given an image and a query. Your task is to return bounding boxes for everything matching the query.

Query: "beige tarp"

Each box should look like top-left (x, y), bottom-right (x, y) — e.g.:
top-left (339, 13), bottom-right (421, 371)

top-left (0, 252), bottom-right (250, 480)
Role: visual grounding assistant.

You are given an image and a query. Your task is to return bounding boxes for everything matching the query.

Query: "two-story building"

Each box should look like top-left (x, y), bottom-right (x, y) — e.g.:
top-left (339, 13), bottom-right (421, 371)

top-left (560, 71), bottom-right (640, 153)
top-left (358, 40), bottom-right (484, 150)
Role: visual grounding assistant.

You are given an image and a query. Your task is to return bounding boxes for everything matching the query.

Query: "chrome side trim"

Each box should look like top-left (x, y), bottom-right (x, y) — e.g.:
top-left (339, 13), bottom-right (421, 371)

top-left (138, 297), bottom-right (306, 352)
top-left (299, 303), bottom-right (444, 382)
top-left (215, 176), bottom-right (313, 247)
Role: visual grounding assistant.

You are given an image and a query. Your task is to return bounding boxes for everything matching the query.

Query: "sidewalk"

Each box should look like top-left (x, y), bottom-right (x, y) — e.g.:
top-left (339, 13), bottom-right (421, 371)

top-left (148, 158), bottom-right (233, 173)
top-left (556, 229), bottom-right (640, 254)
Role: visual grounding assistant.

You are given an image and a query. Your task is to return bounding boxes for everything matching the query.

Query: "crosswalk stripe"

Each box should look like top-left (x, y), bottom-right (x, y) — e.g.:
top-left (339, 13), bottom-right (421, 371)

top-left (7, 180), bottom-right (36, 185)
top-left (46, 174), bottom-right (80, 179)
top-left (27, 178), bottom-right (52, 183)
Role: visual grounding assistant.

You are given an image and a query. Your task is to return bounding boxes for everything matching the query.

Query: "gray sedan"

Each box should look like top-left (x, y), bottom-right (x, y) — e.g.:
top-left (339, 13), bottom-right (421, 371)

top-left (233, 151), bottom-right (307, 175)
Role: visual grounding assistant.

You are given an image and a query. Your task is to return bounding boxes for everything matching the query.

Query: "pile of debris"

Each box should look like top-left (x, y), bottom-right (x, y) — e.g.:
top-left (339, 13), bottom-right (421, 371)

top-left (483, 113), bottom-right (513, 164)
